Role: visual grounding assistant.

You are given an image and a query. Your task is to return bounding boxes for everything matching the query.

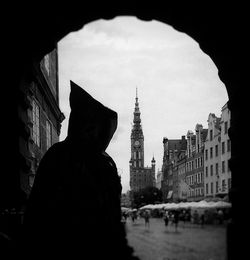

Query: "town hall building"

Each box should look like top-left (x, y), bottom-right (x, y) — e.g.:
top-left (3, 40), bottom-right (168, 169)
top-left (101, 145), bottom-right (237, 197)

top-left (129, 90), bottom-right (155, 192)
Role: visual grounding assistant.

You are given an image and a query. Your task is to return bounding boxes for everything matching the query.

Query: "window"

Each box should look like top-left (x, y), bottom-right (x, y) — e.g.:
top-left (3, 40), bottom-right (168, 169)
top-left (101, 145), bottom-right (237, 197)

top-left (222, 161), bottom-right (225, 173)
top-left (211, 182), bottom-right (213, 194)
top-left (32, 100), bottom-right (40, 147)
top-left (205, 166), bottom-right (208, 177)
top-left (216, 181), bottom-right (218, 193)
top-left (215, 145), bottom-right (218, 157)
top-left (227, 139), bottom-right (231, 152)
top-left (205, 149), bottom-right (208, 160)
top-left (134, 152), bottom-right (136, 159)
top-left (210, 147), bottom-right (213, 159)
top-left (210, 165), bottom-right (213, 176)
top-left (216, 163), bottom-right (219, 175)
top-left (206, 183), bottom-right (209, 194)
top-left (201, 157), bottom-right (203, 166)
top-left (222, 142), bottom-right (225, 154)
top-left (210, 130), bottom-right (213, 141)
top-left (46, 120), bottom-right (52, 150)
top-left (222, 179), bottom-right (226, 191)
top-left (224, 121), bottom-right (228, 134)
top-left (228, 178), bottom-right (231, 190)
top-left (228, 160), bottom-right (230, 172)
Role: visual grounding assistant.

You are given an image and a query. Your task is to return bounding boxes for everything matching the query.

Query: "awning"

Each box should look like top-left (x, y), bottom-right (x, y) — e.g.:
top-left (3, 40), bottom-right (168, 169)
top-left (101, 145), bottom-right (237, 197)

top-left (167, 190), bottom-right (173, 199)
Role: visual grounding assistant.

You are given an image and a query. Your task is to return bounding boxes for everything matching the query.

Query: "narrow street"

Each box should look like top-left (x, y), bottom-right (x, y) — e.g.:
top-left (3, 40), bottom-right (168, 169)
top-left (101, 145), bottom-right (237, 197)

top-left (125, 217), bottom-right (227, 260)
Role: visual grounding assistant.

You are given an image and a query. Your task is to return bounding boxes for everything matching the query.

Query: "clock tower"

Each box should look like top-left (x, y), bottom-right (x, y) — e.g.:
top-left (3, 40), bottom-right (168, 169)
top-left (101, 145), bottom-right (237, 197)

top-left (129, 88), bottom-right (155, 193)
top-left (130, 88), bottom-right (144, 169)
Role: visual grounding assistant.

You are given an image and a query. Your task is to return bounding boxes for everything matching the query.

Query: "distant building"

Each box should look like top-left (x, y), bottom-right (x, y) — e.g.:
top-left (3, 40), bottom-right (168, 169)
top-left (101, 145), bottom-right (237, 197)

top-left (219, 102), bottom-right (231, 197)
top-left (185, 125), bottom-right (207, 201)
top-left (176, 151), bottom-right (187, 201)
top-left (129, 89), bottom-right (155, 192)
top-left (204, 103), bottom-right (231, 200)
top-left (204, 113), bottom-right (221, 198)
top-left (161, 102), bottom-right (230, 203)
top-left (161, 136), bottom-right (187, 202)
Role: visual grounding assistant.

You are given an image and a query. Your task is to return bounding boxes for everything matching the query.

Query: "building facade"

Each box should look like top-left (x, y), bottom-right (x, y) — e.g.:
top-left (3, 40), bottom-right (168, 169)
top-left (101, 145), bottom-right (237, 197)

top-left (129, 90), bottom-right (155, 192)
top-left (161, 102), bottom-right (230, 204)
top-left (19, 47), bottom-right (65, 198)
top-left (176, 151), bottom-right (187, 201)
top-left (161, 136), bottom-right (187, 202)
top-left (219, 102), bottom-right (231, 196)
top-left (185, 125), bottom-right (207, 201)
top-left (204, 103), bottom-right (231, 200)
top-left (204, 113), bottom-right (221, 198)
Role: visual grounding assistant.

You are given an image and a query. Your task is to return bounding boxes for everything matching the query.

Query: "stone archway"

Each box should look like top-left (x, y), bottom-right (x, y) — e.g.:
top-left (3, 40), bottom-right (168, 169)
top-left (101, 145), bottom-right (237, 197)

top-left (3, 3), bottom-right (245, 259)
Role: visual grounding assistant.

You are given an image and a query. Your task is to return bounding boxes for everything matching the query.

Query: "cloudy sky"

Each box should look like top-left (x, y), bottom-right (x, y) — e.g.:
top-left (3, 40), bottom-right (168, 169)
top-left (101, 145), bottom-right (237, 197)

top-left (58, 16), bottom-right (228, 193)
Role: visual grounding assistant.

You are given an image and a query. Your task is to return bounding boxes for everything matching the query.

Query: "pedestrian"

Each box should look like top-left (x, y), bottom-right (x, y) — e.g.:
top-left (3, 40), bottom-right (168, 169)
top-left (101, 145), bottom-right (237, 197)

top-left (163, 210), bottom-right (169, 227)
top-left (173, 210), bottom-right (179, 232)
top-left (218, 209), bottom-right (224, 224)
top-left (144, 210), bottom-right (150, 228)
top-left (200, 213), bottom-right (205, 228)
top-left (193, 210), bottom-right (199, 224)
top-left (22, 81), bottom-right (140, 260)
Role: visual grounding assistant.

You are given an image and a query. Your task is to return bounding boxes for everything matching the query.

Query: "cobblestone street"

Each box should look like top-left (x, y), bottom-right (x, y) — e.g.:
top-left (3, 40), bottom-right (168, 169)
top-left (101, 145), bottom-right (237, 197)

top-left (126, 217), bottom-right (227, 260)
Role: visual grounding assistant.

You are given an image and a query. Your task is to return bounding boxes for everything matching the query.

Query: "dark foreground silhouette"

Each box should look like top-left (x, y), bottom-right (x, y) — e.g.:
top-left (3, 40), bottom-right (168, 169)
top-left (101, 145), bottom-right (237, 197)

top-left (22, 81), bottom-right (139, 259)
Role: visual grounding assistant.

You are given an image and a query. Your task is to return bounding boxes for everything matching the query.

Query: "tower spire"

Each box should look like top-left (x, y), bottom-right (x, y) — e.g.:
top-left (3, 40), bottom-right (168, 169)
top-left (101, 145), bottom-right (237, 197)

top-left (135, 86), bottom-right (138, 105)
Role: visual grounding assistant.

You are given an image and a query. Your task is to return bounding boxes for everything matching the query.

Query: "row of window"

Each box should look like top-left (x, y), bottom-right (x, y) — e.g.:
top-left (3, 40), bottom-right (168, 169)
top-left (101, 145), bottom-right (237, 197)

top-left (188, 187), bottom-right (204, 197)
top-left (205, 160), bottom-right (230, 177)
top-left (133, 160), bottom-right (142, 167)
top-left (205, 178), bottom-right (231, 194)
top-left (186, 157), bottom-right (203, 172)
top-left (186, 172), bottom-right (203, 185)
top-left (32, 99), bottom-right (52, 150)
top-left (205, 140), bottom-right (231, 160)
top-left (133, 151), bottom-right (141, 160)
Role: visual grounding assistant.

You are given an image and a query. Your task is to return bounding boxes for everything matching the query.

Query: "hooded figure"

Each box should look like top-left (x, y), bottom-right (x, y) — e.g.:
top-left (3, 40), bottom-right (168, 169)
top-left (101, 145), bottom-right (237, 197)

top-left (23, 81), bottom-right (139, 259)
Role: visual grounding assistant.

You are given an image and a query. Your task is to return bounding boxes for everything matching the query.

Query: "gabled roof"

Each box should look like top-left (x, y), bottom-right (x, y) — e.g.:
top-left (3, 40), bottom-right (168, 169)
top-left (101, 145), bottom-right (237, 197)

top-left (164, 138), bottom-right (187, 151)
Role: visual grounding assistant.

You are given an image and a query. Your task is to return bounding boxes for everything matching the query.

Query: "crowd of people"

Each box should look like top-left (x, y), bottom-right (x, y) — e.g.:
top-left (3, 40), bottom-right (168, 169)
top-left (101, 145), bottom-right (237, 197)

top-left (122, 206), bottom-right (231, 231)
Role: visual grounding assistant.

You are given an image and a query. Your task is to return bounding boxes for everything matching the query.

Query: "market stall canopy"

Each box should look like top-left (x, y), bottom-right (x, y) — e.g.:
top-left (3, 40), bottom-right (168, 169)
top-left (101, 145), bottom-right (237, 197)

top-left (139, 200), bottom-right (231, 210)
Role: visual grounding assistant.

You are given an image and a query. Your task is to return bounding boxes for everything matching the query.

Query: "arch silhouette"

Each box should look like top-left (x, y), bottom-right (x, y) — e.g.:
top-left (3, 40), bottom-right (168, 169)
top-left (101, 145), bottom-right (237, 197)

top-left (2, 3), bottom-right (245, 259)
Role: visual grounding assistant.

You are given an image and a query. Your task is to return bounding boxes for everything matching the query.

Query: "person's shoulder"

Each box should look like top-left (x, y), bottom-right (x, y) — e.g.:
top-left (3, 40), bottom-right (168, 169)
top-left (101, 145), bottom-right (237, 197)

top-left (40, 140), bottom-right (68, 163)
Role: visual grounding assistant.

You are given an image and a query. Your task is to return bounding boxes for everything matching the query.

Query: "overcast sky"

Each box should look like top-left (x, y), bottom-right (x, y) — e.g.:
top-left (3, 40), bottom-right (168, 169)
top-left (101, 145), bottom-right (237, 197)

top-left (58, 16), bottom-right (228, 193)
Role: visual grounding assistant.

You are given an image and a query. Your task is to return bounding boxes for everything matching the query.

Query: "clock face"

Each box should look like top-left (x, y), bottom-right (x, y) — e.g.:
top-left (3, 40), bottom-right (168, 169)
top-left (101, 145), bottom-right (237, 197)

top-left (134, 141), bottom-right (140, 147)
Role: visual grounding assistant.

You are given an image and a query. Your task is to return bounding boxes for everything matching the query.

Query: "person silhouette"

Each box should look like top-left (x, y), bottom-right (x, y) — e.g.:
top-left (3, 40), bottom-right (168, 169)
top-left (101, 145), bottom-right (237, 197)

top-left (22, 81), bottom-right (139, 259)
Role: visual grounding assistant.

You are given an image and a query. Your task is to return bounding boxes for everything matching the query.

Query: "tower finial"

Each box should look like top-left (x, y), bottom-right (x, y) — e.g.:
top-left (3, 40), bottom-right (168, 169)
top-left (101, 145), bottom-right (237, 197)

top-left (135, 86), bottom-right (139, 105)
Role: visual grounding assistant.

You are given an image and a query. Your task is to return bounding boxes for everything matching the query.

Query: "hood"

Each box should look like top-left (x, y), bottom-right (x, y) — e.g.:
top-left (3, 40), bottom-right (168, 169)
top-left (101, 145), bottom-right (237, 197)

top-left (67, 81), bottom-right (117, 152)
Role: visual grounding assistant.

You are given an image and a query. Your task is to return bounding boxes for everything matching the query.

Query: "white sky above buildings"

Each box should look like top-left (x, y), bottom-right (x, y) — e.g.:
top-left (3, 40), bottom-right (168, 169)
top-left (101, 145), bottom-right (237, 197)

top-left (58, 16), bottom-right (228, 193)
